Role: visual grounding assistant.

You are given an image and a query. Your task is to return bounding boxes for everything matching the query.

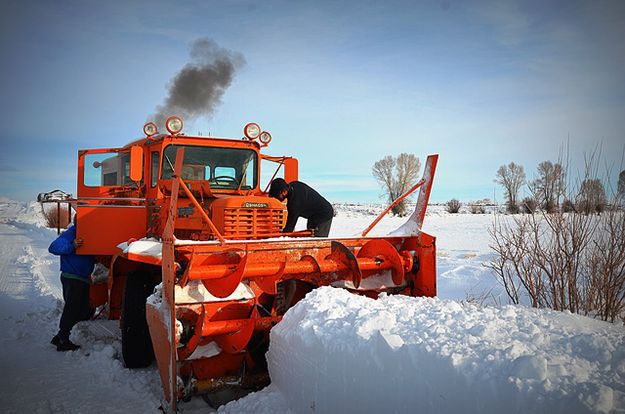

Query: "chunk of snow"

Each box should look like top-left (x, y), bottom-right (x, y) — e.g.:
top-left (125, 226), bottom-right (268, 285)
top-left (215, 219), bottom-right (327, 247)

top-left (175, 280), bottom-right (255, 304)
top-left (187, 341), bottom-right (222, 360)
top-left (331, 270), bottom-right (399, 290)
top-left (117, 238), bottom-right (162, 259)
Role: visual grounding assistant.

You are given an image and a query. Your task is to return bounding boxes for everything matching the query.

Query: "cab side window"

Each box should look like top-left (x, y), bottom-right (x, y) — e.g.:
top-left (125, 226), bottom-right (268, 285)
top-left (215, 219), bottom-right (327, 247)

top-left (151, 152), bottom-right (159, 187)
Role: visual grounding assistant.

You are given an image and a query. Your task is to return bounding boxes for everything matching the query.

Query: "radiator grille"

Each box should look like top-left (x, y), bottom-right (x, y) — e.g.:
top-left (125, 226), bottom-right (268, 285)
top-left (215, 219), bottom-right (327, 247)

top-left (223, 208), bottom-right (284, 238)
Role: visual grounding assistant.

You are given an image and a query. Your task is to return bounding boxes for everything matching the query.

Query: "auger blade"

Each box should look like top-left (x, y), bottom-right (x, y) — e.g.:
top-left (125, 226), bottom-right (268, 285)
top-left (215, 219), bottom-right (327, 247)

top-left (184, 251), bottom-right (247, 298)
top-left (326, 241), bottom-right (362, 289)
top-left (357, 239), bottom-right (405, 286)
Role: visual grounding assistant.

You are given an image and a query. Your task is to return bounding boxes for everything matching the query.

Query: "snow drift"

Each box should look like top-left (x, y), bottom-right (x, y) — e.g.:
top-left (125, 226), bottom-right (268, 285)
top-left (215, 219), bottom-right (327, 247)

top-left (223, 287), bottom-right (625, 414)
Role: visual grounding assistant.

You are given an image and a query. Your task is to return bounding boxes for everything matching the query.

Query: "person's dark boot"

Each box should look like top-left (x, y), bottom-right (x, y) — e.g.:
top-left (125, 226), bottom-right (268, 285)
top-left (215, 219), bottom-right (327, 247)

top-left (56, 339), bottom-right (80, 352)
top-left (50, 335), bottom-right (60, 346)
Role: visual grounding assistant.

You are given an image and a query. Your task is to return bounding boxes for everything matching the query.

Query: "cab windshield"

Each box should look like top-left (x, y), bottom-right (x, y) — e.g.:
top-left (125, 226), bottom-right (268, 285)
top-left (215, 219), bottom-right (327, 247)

top-left (161, 145), bottom-right (257, 190)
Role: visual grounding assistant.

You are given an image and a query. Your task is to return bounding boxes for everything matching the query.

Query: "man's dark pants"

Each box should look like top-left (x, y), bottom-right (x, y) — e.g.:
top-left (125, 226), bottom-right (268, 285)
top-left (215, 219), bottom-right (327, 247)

top-left (309, 217), bottom-right (333, 237)
top-left (58, 274), bottom-right (90, 341)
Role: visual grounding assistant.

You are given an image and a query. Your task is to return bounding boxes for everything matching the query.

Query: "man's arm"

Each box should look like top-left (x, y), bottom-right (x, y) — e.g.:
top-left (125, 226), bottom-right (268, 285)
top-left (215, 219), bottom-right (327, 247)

top-left (48, 227), bottom-right (76, 255)
top-left (283, 208), bottom-right (299, 233)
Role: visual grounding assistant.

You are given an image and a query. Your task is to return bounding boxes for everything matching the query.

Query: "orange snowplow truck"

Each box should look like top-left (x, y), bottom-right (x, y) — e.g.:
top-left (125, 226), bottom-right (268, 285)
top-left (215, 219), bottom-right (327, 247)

top-left (74, 116), bottom-right (438, 411)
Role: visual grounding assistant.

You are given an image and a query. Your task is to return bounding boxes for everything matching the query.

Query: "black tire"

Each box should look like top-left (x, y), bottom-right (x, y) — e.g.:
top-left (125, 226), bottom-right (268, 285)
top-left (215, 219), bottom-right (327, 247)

top-left (121, 271), bottom-right (156, 368)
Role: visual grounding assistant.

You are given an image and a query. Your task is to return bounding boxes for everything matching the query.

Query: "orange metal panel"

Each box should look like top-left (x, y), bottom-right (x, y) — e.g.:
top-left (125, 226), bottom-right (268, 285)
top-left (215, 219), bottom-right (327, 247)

top-left (146, 304), bottom-right (177, 406)
top-left (188, 353), bottom-right (246, 380)
top-left (413, 231), bottom-right (437, 297)
top-left (76, 205), bottom-right (147, 255)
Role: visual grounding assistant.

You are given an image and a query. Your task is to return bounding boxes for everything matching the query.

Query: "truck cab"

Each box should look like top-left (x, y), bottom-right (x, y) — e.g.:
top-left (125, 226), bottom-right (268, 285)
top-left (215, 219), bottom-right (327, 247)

top-left (76, 118), bottom-right (299, 255)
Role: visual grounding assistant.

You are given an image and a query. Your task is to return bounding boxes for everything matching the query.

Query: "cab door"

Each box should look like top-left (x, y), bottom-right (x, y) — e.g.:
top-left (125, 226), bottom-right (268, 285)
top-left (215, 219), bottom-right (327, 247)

top-left (76, 148), bottom-right (147, 255)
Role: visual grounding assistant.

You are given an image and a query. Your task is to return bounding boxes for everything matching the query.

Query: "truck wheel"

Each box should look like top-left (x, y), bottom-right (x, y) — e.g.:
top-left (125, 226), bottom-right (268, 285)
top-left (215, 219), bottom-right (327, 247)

top-left (121, 271), bottom-right (156, 368)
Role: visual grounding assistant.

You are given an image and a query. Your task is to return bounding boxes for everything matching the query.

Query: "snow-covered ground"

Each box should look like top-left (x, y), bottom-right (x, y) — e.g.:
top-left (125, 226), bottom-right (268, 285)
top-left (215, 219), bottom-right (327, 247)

top-left (0, 199), bottom-right (623, 413)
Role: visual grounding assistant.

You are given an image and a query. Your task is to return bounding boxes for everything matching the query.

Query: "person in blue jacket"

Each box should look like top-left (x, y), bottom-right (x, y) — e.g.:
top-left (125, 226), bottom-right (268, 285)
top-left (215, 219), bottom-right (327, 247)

top-left (48, 216), bottom-right (94, 351)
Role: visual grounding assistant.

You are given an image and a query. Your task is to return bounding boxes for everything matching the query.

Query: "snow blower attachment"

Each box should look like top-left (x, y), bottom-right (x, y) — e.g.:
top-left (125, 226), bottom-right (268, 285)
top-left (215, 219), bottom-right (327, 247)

top-left (68, 116), bottom-right (438, 412)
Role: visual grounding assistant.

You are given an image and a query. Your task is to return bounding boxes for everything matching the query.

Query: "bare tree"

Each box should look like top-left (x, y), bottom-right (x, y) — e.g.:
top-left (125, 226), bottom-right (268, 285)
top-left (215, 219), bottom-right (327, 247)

top-left (372, 153), bottom-right (420, 216)
top-left (529, 161), bottom-right (565, 213)
top-left (494, 162), bottom-right (526, 213)
top-left (577, 178), bottom-right (607, 214)
top-left (618, 170), bottom-right (625, 203)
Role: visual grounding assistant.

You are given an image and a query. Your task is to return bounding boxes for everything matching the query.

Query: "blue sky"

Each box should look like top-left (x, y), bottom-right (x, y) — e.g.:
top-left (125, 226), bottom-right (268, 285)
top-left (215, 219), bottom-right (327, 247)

top-left (1, 0), bottom-right (624, 203)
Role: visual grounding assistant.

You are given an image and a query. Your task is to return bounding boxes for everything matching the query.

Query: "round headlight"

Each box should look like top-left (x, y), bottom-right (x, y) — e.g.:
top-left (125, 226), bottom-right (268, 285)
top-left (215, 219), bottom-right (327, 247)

top-left (143, 122), bottom-right (158, 137)
top-left (165, 116), bottom-right (184, 135)
top-left (259, 131), bottom-right (272, 145)
top-left (244, 122), bottom-right (261, 140)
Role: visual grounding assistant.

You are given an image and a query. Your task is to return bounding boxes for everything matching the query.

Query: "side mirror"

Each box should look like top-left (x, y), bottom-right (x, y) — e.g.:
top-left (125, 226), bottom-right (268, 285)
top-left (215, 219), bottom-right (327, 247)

top-left (284, 158), bottom-right (299, 182)
top-left (129, 146), bottom-right (143, 182)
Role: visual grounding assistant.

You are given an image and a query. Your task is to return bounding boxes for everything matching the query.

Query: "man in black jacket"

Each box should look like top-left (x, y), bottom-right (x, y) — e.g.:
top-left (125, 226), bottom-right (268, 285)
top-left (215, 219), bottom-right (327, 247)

top-left (269, 178), bottom-right (334, 237)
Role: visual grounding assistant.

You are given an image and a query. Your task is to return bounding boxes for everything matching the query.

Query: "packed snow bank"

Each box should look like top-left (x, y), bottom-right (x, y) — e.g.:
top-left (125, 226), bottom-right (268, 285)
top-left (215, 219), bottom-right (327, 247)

top-left (223, 287), bottom-right (625, 414)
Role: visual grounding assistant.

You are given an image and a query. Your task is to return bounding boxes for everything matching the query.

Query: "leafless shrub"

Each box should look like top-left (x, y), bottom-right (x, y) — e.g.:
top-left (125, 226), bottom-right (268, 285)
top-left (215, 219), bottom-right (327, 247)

top-left (372, 153), bottom-right (420, 216)
top-left (521, 197), bottom-right (537, 214)
top-left (469, 203), bottom-right (486, 214)
top-left (446, 199), bottom-right (462, 213)
top-left (581, 209), bottom-right (625, 322)
top-left (488, 155), bottom-right (625, 323)
top-left (494, 162), bottom-right (525, 214)
top-left (562, 199), bottom-right (576, 212)
top-left (489, 210), bottom-right (625, 322)
top-left (462, 286), bottom-right (501, 307)
top-left (43, 205), bottom-right (71, 229)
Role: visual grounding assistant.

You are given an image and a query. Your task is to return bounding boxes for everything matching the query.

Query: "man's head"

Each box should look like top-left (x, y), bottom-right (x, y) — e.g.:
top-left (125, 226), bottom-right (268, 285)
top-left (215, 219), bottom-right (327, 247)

top-left (269, 178), bottom-right (289, 201)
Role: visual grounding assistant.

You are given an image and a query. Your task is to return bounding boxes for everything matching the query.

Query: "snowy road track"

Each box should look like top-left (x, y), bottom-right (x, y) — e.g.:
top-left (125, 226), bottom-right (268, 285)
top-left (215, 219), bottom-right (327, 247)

top-left (0, 203), bottom-right (163, 414)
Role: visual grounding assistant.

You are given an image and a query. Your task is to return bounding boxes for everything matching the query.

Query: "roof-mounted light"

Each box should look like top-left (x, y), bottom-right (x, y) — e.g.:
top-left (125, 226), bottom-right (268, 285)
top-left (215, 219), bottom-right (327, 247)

top-left (143, 122), bottom-right (158, 137)
top-left (165, 116), bottom-right (184, 135)
top-left (259, 131), bottom-right (272, 145)
top-left (244, 122), bottom-right (261, 140)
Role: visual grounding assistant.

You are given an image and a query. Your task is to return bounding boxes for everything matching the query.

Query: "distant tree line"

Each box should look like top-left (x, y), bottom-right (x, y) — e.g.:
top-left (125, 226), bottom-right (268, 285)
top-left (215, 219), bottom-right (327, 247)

top-left (494, 159), bottom-right (622, 214)
top-left (371, 152), bottom-right (625, 218)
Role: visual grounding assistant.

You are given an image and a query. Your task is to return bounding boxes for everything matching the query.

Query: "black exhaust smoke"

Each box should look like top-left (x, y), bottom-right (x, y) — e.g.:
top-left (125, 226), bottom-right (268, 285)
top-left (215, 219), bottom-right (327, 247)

top-left (153, 38), bottom-right (246, 127)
